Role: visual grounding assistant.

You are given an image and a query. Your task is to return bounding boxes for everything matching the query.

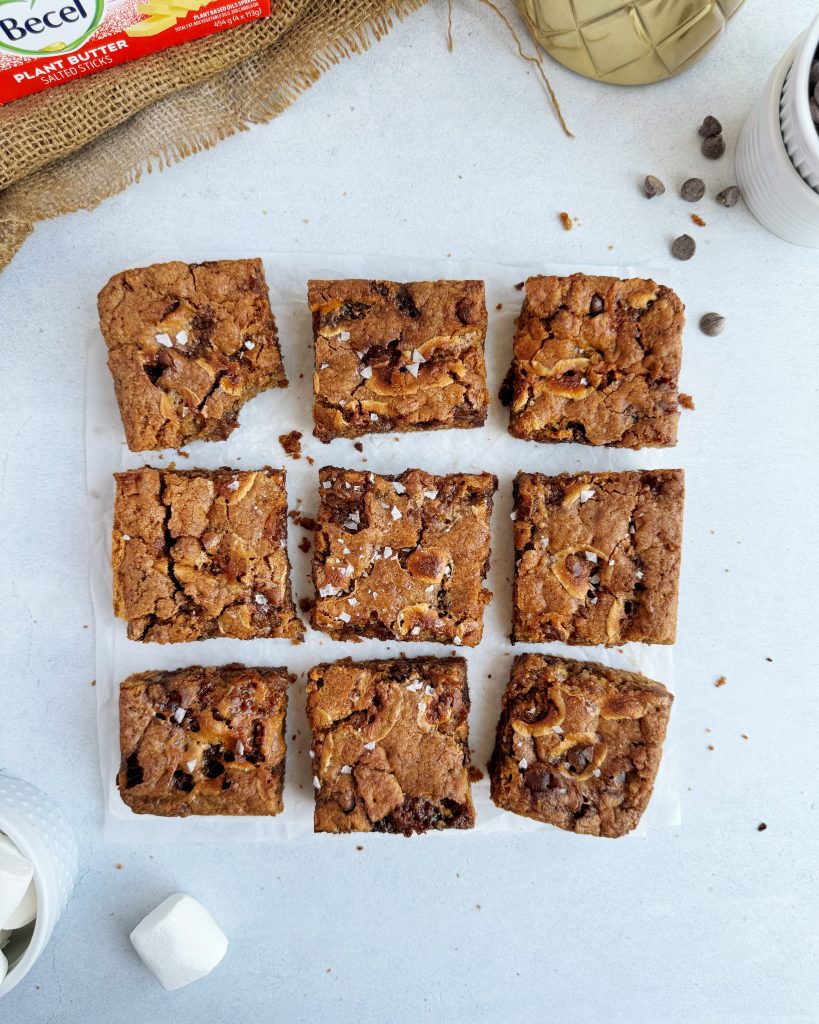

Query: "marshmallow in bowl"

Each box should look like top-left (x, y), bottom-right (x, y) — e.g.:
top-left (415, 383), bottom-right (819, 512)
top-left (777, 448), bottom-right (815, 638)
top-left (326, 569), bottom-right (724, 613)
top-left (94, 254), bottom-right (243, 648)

top-left (4, 879), bottom-right (36, 930)
top-left (130, 893), bottom-right (228, 991)
top-left (0, 835), bottom-right (33, 929)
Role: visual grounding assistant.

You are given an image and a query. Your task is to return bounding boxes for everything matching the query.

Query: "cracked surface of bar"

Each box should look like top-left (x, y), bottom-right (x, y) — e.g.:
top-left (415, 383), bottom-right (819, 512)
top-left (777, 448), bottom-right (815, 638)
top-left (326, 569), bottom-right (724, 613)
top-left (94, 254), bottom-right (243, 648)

top-left (307, 657), bottom-right (475, 834)
top-left (308, 278), bottom-right (489, 441)
top-left (504, 274), bottom-right (683, 448)
top-left (512, 469), bottom-right (684, 645)
top-left (112, 466), bottom-right (303, 643)
top-left (118, 664), bottom-right (290, 817)
top-left (98, 259), bottom-right (287, 451)
top-left (311, 467), bottom-right (496, 646)
top-left (489, 654), bottom-right (672, 837)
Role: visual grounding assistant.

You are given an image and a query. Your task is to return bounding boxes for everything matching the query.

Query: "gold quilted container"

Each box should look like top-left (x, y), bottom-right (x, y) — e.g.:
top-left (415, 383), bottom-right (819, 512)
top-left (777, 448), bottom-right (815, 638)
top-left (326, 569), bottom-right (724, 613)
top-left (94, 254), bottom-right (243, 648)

top-left (517, 0), bottom-right (745, 85)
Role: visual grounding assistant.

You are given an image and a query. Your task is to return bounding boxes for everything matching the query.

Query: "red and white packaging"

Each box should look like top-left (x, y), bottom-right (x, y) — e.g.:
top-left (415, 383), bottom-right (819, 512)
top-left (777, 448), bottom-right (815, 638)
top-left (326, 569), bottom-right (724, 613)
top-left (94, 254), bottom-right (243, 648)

top-left (0, 0), bottom-right (270, 104)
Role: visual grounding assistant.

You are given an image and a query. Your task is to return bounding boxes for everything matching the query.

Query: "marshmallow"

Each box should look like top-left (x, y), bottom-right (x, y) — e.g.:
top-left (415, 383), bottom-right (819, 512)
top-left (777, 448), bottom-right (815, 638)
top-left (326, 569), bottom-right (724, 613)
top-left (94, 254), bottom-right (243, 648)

top-left (4, 879), bottom-right (35, 930)
top-left (0, 835), bottom-right (33, 930)
top-left (130, 893), bottom-right (228, 991)
top-left (0, 948), bottom-right (6, 986)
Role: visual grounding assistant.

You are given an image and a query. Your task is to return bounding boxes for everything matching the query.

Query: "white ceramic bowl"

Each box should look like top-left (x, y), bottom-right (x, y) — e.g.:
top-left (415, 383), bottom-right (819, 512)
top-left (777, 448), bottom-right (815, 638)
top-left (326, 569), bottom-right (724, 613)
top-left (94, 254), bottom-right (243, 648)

top-left (0, 777), bottom-right (77, 998)
top-left (780, 12), bottom-right (819, 190)
top-left (736, 21), bottom-right (819, 247)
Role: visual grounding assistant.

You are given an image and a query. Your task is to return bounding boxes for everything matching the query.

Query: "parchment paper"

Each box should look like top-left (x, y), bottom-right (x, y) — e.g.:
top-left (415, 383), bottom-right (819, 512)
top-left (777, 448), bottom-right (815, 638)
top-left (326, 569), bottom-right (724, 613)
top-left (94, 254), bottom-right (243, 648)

top-left (87, 252), bottom-right (682, 842)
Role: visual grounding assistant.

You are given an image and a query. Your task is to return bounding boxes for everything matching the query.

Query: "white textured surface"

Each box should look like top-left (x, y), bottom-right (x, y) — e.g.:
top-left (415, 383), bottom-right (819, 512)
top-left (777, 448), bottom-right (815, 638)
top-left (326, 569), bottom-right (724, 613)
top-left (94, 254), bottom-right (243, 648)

top-left (129, 893), bottom-right (228, 991)
top-left (1, 1), bottom-right (818, 1020)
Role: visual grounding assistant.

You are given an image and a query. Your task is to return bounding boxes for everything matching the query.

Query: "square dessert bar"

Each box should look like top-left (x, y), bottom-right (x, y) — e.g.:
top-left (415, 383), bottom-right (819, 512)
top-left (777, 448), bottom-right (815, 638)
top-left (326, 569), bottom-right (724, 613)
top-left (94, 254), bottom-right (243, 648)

top-left (308, 278), bottom-right (489, 441)
top-left (98, 259), bottom-right (288, 451)
top-left (118, 664), bottom-right (290, 817)
top-left (311, 467), bottom-right (497, 646)
top-left (505, 274), bottom-right (683, 448)
top-left (306, 657), bottom-right (475, 834)
top-left (512, 469), bottom-right (684, 646)
top-left (489, 654), bottom-right (673, 837)
top-left (113, 466), bottom-right (303, 643)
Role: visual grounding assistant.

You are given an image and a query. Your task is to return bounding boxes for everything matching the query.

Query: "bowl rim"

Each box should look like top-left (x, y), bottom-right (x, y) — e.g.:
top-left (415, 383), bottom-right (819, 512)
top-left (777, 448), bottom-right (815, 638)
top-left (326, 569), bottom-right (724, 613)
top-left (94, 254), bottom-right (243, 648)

top-left (789, 11), bottom-right (819, 168)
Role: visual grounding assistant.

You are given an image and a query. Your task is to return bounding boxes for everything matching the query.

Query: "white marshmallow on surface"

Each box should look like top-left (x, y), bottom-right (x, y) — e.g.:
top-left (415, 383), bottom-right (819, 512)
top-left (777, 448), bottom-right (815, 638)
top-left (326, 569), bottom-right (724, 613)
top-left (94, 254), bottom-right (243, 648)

top-left (130, 893), bottom-right (228, 992)
top-left (0, 835), bottom-right (33, 930)
top-left (4, 879), bottom-right (35, 930)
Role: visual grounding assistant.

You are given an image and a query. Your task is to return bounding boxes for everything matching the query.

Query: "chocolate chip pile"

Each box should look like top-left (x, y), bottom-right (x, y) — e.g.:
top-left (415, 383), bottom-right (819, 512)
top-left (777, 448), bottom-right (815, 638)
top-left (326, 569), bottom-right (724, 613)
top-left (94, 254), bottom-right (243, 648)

top-left (640, 115), bottom-right (736, 335)
top-left (642, 114), bottom-right (741, 267)
top-left (810, 53), bottom-right (819, 129)
top-left (698, 115), bottom-right (726, 159)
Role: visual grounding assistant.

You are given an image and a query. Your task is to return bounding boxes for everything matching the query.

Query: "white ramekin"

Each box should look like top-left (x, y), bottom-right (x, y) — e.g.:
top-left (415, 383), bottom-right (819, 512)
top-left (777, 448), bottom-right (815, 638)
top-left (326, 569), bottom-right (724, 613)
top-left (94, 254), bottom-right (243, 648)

top-left (780, 13), bottom-right (819, 191)
top-left (0, 776), bottom-right (78, 999)
top-left (736, 21), bottom-right (819, 247)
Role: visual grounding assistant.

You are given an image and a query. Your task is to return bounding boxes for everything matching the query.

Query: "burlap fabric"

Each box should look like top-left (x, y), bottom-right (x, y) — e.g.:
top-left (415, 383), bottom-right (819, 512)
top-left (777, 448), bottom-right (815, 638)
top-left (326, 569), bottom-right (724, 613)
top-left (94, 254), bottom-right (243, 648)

top-left (0, 0), bottom-right (425, 272)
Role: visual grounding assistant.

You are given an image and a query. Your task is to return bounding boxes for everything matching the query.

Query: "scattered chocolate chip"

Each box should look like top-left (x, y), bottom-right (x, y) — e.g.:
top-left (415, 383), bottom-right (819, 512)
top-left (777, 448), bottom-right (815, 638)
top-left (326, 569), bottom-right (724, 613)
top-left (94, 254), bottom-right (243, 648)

top-left (681, 177), bottom-right (705, 202)
top-left (171, 769), bottom-right (194, 792)
top-left (522, 764), bottom-right (553, 792)
top-left (353, 441), bottom-right (363, 452)
top-left (702, 134), bottom-right (726, 159)
top-left (124, 753), bottom-right (143, 788)
top-left (495, 302), bottom-right (503, 310)
top-left (698, 115), bottom-right (722, 137)
top-left (514, 281), bottom-right (524, 291)
top-left (700, 312), bottom-right (725, 336)
top-left (716, 185), bottom-right (741, 207)
top-left (671, 234), bottom-right (696, 260)
top-left (643, 174), bottom-right (665, 198)
top-left (757, 822), bottom-right (767, 832)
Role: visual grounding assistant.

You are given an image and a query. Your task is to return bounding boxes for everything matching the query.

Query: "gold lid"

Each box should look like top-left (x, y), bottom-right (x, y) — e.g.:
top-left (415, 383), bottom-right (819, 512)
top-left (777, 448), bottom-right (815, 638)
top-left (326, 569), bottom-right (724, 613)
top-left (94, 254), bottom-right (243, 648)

top-left (517, 0), bottom-right (745, 86)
